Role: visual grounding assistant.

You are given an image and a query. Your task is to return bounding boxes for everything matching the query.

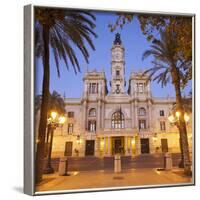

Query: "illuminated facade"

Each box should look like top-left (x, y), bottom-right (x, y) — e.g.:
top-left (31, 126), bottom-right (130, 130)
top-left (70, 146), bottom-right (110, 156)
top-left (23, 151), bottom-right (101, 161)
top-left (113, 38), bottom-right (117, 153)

top-left (51, 33), bottom-right (192, 158)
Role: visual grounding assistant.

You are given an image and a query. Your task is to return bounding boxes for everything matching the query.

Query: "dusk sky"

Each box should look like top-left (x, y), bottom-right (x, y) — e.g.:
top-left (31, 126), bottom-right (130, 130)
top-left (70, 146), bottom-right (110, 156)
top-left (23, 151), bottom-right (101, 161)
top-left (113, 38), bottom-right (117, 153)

top-left (35, 11), bottom-right (192, 98)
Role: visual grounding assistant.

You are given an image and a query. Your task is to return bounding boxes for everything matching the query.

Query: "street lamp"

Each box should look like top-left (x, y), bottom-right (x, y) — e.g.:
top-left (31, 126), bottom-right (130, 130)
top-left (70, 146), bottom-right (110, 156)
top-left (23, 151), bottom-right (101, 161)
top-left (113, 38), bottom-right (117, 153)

top-left (168, 111), bottom-right (190, 168)
top-left (44, 111), bottom-right (66, 174)
top-left (76, 135), bottom-right (81, 144)
top-left (168, 111), bottom-right (190, 124)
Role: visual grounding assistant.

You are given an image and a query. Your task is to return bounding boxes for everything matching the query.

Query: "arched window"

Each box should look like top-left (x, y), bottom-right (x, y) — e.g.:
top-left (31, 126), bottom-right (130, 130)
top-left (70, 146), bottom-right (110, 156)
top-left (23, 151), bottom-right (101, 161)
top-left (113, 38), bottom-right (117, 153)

top-left (89, 108), bottom-right (96, 117)
top-left (111, 111), bottom-right (125, 129)
top-left (139, 107), bottom-right (146, 116)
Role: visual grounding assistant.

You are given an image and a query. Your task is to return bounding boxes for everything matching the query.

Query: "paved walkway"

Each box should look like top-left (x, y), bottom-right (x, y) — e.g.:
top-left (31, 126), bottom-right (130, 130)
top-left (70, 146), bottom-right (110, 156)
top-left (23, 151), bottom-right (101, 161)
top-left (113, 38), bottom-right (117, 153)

top-left (36, 168), bottom-right (192, 192)
top-left (47, 153), bottom-right (185, 172)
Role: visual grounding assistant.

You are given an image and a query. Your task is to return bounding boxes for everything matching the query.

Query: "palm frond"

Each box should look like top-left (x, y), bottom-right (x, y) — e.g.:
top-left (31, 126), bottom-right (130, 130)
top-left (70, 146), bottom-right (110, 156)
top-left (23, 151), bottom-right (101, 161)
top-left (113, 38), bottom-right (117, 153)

top-left (142, 29), bottom-right (185, 88)
top-left (152, 68), bottom-right (170, 87)
top-left (143, 66), bottom-right (166, 80)
top-left (35, 9), bottom-right (97, 76)
top-left (36, 90), bottom-right (66, 115)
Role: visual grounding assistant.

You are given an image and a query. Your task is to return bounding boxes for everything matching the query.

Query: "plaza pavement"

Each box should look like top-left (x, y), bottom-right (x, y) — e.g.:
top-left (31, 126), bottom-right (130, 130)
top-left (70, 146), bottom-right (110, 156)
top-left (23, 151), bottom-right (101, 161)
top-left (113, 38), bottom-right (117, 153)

top-left (36, 168), bottom-right (193, 192)
top-left (47, 153), bottom-right (185, 172)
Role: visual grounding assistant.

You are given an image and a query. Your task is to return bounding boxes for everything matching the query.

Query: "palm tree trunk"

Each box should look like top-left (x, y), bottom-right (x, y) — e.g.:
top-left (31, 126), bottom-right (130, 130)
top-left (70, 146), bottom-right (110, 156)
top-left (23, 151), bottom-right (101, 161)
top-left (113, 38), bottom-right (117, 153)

top-left (178, 126), bottom-right (184, 168)
top-left (43, 126), bottom-right (55, 174)
top-left (35, 25), bottom-right (50, 183)
top-left (46, 124), bottom-right (51, 145)
top-left (171, 66), bottom-right (191, 175)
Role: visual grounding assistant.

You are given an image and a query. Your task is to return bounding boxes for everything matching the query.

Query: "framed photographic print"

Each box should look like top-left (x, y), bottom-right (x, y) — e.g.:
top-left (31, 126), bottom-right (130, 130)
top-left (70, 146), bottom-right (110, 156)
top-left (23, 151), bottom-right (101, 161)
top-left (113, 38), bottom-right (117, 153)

top-left (24, 4), bottom-right (195, 195)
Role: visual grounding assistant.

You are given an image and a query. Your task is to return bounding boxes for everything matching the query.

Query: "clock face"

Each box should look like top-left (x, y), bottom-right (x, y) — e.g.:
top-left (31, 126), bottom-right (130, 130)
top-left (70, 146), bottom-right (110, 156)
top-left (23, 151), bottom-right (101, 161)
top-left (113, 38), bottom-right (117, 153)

top-left (114, 52), bottom-right (121, 60)
top-left (116, 89), bottom-right (120, 94)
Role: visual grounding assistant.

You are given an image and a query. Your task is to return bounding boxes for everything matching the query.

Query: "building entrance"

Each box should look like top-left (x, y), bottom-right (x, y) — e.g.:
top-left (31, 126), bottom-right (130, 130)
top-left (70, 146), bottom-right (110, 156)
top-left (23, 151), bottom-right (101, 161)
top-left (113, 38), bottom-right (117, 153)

top-left (85, 140), bottom-right (95, 156)
top-left (161, 139), bottom-right (168, 153)
top-left (112, 137), bottom-right (124, 155)
top-left (64, 141), bottom-right (73, 156)
top-left (140, 138), bottom-right (150, 154)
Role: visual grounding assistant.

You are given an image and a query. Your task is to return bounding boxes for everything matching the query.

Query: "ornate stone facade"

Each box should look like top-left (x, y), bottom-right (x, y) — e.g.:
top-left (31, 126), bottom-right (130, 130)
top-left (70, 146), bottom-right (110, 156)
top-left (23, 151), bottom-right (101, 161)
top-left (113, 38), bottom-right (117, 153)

top-left (52, 34), bottom-right (192, 158)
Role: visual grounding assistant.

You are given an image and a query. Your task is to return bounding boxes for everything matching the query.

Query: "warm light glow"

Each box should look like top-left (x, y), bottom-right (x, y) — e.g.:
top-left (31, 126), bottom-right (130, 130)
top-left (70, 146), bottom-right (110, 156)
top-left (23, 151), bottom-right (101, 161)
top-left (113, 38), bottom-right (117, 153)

top-left (100, 140), bottom-right (104, 146)
top-left (76, 135), bottom-right (81, 144)
top-left (175, 111), bottom-right (180, 118)
top-left (51, 111), bottom-right (57, 120)
top-left (76, 139), bottom-right (81, 144)
top-left (58, 116), bottom-right (66, 124)
top-left (184, 113), bottom-right (190, 122)
top-left (168, 115), bottom-right (176, 123)
top-left (153, 137), bottom-right (158, 142)
top-left (131, 139), bottom-right (135, 145)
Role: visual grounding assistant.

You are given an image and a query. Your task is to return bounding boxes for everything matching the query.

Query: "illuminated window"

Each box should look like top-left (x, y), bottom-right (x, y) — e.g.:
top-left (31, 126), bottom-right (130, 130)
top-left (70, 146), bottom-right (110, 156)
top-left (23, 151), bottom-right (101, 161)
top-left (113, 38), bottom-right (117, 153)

top-left (89, 108), bottom-right (96, 117)
top-left (160, 110), bottom-right (165, 116)
top-left (68, 123), bottom-right (73, 134)
top-left (138, 83), bottom-right (143, 93)
top-left (111, 111), bottom-right (125, 129)
top-left (160, 121), bottom-right (166, 131)
top-left (139, 107), bottom-right (146, 116)
top-left (88, 120), bottom-right (96, 132)
top-left (89, 83), bottom-right (98, 94)
top-left (139, 120), bottom-right (146, 130)
top-left (68, 112), bottom-right (74, 118)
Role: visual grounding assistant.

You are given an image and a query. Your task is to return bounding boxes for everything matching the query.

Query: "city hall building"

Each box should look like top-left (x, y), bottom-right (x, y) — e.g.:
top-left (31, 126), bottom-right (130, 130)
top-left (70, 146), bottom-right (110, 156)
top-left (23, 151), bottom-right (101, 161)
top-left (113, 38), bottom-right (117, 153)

top-left (51, 33), bottom-right (192, 158)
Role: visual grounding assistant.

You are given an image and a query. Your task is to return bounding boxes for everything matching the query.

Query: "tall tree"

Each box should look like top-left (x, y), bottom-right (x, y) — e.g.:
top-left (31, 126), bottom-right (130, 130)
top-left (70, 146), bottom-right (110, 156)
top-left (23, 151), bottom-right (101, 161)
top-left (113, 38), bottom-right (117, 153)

top-left (142, 28), bottom-right (191, 174)
top-left (35, 7), bottom-right (97, 183)
top-left (35, 90), bottom-right (66, 116)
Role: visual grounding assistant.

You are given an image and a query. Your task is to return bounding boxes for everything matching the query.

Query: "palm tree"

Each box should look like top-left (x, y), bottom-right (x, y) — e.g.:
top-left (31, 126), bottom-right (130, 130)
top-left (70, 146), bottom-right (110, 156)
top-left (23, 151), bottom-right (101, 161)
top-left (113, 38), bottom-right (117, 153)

top-left (35, 7), bottom-right (97, 183)
top-left (35, 91), bottom-right (66, 113)
top-left (35, 91), bottom-right (66, 173)
top-left (142, 28), bottom-right (191, 175)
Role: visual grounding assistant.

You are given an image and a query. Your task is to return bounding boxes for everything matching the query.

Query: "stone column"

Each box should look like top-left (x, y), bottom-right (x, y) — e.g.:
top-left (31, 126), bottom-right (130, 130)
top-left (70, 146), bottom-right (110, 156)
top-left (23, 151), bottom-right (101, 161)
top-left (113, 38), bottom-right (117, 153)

top-left (107, 137), bottom-right (111, 156)
top-left (98, 82), bottom-right (102, 98)
top-left (148, 100), bottom-right (152, 131)
top-left (134, 82), bottom-right (138, 99)
top-left (104, 137), bottom-right (107, 156)
top-left (101, 102), bottom-right (105, 129)
top-left (147, 82), bottom-right (151, 98)
top-left (82, 101), bottom-right (87, 131)
top-left (131, 101), bottom-right (135, 128)
top-left (97, 100), bottom-right (101, 131)
top-left (134, 100), bottom-right (138, 129)
top-left (136, 136), bottom-right (141, 155)
top-left (149, 137), bottom-right (154, 154)
top-left (81, 137), bottom-right (86, 157)
top-left (85, 82), bottom-right (89, 97)
top-left (95, 138), bottom-right (100, 157)
top-left (125, 136), bottom-right (128, 155)
top-left (130, 137), bottom-right (133, 156)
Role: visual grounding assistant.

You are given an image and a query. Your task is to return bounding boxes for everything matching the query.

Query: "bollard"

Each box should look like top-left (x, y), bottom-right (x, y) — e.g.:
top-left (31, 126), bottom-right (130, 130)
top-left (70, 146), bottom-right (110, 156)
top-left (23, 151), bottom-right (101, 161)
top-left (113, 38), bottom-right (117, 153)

top-left (114, 154), bottom-right (121, 173)
top-left (58, 157), bottom-right (69, 176)
top-left (164, 152), bottom-right (172, 170)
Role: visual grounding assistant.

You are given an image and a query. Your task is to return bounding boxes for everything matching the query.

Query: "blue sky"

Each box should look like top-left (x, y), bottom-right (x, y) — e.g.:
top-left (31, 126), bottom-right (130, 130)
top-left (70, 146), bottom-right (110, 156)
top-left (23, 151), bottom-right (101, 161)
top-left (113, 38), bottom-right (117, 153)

top-left (35, 11), bottom-right (191, 98)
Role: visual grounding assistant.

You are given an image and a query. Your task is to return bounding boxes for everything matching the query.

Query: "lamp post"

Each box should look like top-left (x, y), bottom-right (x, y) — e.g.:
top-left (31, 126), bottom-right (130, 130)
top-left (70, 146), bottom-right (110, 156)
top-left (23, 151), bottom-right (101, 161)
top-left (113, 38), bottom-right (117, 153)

top-left (168, 111), bottom-right (190, 168)
top-left (44, 111), bottom-right (66, 174)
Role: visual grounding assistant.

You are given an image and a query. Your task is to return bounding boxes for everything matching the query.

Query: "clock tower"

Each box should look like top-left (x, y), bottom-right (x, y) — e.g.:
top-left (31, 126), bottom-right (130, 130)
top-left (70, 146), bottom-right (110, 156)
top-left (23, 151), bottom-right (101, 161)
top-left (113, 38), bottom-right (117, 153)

top-left (110, 33), bottom-right (126, 94)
